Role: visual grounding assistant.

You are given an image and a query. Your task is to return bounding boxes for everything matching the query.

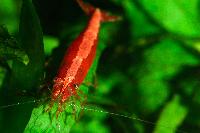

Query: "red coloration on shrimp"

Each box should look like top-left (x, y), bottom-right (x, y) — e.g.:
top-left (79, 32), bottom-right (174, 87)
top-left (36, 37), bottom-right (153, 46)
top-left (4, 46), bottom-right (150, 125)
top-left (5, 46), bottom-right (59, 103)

top-left (50, 0), bottom-right (119, 111)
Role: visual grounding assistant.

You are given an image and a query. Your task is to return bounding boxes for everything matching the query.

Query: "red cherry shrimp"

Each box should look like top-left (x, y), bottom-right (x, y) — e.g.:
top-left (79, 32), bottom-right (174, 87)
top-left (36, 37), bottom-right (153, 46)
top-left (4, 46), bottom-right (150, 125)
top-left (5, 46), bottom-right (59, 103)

top-left (49, 0), bottom-right (119, 115)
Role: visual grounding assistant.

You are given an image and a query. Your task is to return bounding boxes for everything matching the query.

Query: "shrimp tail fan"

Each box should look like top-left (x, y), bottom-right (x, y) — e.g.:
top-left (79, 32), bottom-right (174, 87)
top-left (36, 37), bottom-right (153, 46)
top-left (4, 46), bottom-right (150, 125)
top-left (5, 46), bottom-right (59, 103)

top-left (76, 0), bottom-right (121, 22)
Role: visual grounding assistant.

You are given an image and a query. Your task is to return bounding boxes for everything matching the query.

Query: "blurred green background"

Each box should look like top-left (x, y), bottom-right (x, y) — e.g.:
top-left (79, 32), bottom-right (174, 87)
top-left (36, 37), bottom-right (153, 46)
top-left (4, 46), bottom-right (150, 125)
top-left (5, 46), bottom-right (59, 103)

top-left (0, 0), bottom-right (200, 133)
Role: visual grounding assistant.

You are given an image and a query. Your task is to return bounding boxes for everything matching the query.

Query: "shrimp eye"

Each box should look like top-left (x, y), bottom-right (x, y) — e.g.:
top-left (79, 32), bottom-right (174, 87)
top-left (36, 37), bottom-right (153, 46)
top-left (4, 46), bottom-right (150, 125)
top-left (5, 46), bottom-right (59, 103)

top-left (73, 84), bottom-right (79, 90)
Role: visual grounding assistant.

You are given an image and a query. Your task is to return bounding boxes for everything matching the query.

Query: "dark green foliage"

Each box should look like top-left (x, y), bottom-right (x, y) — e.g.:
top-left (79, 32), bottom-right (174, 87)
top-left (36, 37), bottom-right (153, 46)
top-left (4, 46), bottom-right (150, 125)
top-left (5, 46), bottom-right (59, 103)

top-left (0, 0), bottom-right (200, 133)
top-left (12, 0), bottom-right (45, 91)
top-left (0, 25), bottom-right (29, 65)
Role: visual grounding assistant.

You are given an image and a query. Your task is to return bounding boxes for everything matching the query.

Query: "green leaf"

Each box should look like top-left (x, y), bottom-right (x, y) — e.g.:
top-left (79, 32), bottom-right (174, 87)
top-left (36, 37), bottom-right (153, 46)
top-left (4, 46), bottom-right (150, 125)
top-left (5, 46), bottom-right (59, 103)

top-left (139, 0), bottom-right (200, 37)
top-left (153, 95), bottom-right (188, 133)
top-left (136, 38), bottom-right (199, 113)
top-left (24, 104), bottom-right (77, 133)
top-left (11, 0), bottom-right (45, 90)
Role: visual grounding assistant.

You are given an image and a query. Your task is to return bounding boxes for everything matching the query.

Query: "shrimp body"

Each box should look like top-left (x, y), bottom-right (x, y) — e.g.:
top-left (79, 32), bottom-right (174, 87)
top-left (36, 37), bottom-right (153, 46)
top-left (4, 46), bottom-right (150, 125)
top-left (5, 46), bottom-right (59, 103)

top-left (51, 0), bottom-right (119, 106)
